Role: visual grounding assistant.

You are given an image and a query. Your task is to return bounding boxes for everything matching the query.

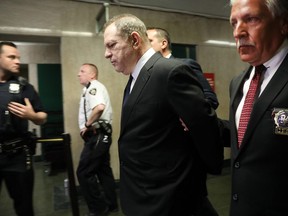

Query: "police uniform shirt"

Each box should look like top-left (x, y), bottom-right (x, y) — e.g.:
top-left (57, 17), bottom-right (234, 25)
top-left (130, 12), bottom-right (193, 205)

top-left (0, 76), bottom-right (45, 172)
top-left (78, 80), bottom-right (112, 130)
top-left (0, 76), bottom-right (45, 136)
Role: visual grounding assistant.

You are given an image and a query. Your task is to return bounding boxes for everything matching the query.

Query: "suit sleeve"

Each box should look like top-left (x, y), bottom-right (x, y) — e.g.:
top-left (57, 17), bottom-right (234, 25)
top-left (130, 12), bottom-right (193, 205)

top-left (182, 58), bottom-right (219, 110)
top-left (167, 63), bottom-right (223, 174)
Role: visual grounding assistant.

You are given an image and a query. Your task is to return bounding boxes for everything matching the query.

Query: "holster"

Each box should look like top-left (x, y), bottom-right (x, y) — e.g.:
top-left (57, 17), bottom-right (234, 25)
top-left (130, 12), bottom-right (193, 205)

top-left (0, 132), bottom-right (37, 155)
top-left (24, 131), bottom-right (37, 155)
top-left (0, 138), bottom-right (25, 155)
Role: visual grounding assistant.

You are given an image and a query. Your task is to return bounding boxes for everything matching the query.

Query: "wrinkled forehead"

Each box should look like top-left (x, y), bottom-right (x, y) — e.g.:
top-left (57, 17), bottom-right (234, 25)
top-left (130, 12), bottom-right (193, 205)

top-left (104, 24), bottom-right (115, 41)
top-left (230, 0), bottom-right (268, 19)
top-left (104, 23), bottom-right (123, 43)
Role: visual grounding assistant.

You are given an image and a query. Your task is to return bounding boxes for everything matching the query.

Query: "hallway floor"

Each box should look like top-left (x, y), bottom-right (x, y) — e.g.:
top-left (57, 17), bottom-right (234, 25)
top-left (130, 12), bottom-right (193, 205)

top-left (0, 161), bottom-right (231, 216)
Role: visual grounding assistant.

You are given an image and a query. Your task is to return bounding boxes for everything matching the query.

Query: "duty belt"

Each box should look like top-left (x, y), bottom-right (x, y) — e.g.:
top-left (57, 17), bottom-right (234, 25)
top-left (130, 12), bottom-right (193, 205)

top-left (0, 138), bottom-right (25, 154)
top-left (0, 138), bottom-right (32, 170)
top-left (93, 120), bottom-right (112, 135)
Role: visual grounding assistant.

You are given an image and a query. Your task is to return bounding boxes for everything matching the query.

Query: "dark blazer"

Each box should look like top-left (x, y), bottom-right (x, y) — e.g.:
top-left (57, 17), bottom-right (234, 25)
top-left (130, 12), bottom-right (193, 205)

top-left (119, 52), bottom-right (223, 216)
top-left (170, 55), bottom-right (219, 110)
top-left (229, 53), bottom-right (288, 216)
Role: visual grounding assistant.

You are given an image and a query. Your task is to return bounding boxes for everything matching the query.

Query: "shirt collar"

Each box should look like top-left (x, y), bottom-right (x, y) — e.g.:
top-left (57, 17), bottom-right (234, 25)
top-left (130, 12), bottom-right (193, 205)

top-left (165, 53), bottom-right (172, 58)
top-left (263, 39), bottom-right (288, 70)
top-left (131, 48), bottom-right (156, 81)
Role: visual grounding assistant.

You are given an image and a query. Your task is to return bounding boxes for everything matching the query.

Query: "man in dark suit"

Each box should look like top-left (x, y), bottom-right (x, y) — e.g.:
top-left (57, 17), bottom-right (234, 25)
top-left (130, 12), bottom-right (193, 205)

top-left (147, 27), bottom-right (220, 216)
top-left (147, 27), bottom-right (219, 110)
top-left (228, 0), bottom-right (288, 215)
top-left (103, 14), bottom-right (223, 216)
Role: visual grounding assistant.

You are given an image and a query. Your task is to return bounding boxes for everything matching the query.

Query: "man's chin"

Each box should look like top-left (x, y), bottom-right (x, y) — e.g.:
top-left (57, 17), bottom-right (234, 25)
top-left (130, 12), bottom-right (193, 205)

top-left (239, 52), bottom-right (255, 63)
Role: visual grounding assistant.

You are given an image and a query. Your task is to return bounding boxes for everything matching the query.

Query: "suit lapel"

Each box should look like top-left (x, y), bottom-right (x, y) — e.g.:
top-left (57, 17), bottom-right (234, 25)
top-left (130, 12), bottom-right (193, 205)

top-left (243, 54), bottom-right (288, 142)
top-left (120, 52), bottom-right (162, 135)
top-left (230, 67), bottom-right (251, 115)
top-left (239, 54), bottom-right (288, 149)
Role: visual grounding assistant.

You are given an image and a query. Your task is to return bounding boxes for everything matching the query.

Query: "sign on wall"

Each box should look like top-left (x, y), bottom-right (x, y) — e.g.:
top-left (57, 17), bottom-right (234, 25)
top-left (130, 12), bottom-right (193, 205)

top-left (204, 73), bottom-right (215, 91)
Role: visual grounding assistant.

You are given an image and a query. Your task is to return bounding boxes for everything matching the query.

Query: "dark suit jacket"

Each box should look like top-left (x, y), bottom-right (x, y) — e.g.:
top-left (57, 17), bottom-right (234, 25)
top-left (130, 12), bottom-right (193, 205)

top-left (119, 52), bottom-right (223, 216)
top-left (229, 53), bottom-right (288, 216)
top-left (170, 55), bottom-right (219, 110)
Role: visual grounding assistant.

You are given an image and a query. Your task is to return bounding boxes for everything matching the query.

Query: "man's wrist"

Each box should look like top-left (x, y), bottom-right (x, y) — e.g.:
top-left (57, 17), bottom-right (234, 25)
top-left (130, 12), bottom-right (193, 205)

top-left (85, 123), bottom-right (92, 128)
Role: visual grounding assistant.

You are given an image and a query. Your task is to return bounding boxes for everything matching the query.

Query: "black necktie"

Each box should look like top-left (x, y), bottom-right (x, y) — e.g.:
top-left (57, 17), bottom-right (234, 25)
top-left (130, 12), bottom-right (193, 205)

top-left (123, 75), bottom-right (133, 106)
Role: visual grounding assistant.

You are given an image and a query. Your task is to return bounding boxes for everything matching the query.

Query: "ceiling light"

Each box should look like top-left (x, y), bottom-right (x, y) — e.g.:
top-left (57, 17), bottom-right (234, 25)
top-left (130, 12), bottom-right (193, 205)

top-left (205, 40), bottom-right (236, 47)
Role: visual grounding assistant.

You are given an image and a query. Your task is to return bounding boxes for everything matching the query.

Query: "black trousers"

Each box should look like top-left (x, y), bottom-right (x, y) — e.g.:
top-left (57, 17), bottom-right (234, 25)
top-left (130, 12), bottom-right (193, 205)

top-left (0, 153), bottom-right (34, 216)
top-left (77, 132), bottom-right (118, 213)
top-left (195, 196), bottom-right (219, 216)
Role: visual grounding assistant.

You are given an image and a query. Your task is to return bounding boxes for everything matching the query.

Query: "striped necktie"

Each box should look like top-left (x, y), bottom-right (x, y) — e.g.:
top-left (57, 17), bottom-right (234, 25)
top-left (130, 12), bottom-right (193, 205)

top-left (237, 64), bottom-right (266, 148)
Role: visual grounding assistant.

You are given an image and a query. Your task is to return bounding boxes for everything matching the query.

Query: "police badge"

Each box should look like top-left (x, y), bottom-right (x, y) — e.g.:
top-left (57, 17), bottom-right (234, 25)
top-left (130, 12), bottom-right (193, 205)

top-left (272, 108), bottom-right (288, 135)
top-left (9, 83), bottom-right (20, 94)
top-left (89, 88), bottom-right (97, 95)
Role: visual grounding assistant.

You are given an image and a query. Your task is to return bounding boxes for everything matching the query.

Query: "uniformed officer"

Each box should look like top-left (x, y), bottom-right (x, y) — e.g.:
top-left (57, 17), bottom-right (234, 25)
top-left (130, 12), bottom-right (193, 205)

top-left (76, 63), bottom-right (118, 216)
top-left (0, 41), bottom-right (47, 216)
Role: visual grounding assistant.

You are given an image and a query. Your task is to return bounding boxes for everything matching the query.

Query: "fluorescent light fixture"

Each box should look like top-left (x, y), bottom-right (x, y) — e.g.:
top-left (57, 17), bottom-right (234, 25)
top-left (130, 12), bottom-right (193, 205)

top-left (62, 31), bottom-right (94, 37)
top-left (0, 26), bottom-right (54, 34)
top-left (0, 26), bottom-right (94, 37)
top-left (205, 40), bottom-right (236, 47)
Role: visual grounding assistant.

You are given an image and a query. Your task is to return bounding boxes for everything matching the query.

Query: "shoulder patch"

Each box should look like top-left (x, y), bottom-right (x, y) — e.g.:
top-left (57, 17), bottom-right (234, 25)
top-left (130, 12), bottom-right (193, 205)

top-left (89, 88), bottom-right (97, 95)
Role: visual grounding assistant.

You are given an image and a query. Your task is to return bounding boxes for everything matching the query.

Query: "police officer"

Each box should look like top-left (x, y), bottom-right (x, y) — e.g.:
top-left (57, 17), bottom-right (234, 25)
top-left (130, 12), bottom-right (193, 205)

top-left (76, 63), bottom-right (118, 216)
top-left (0, 41), bottom-right (47, 216)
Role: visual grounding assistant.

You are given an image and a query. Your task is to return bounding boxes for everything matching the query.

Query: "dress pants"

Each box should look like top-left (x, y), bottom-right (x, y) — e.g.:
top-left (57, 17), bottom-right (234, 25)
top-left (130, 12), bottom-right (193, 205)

top-left (77, 132), bottom-right (117, 213)
top-left (195, 196), bottom-right (219, 216)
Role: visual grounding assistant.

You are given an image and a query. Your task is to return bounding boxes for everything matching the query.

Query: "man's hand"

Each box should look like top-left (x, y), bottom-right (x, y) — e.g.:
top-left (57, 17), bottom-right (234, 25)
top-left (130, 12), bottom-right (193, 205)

top-left (8, 98), bottom-right (35, 120)
top-left (80, 124), bottom-right (97, 137)
top-left (8, 98), bottom-right (47, 125)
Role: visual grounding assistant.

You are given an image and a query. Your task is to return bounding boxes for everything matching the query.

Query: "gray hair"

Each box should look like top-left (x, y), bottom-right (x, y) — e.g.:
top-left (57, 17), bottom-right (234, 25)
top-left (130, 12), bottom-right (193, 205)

top-left (104, 13), bottom-right (148, 43)
top-left (230, 0), bottom-right (288, 18)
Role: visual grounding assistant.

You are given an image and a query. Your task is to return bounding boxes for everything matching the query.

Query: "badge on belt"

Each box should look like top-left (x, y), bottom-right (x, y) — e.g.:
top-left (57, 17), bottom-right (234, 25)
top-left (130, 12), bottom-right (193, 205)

top-left (272, 108), bottom-right (288, 135)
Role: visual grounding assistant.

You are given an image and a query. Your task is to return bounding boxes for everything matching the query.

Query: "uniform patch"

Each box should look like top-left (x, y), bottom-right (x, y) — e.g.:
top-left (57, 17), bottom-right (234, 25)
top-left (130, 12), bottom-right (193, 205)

top-left (89, 88), bottom-right (97, 95)
top-left (272, 108), bottom-right (288, 135)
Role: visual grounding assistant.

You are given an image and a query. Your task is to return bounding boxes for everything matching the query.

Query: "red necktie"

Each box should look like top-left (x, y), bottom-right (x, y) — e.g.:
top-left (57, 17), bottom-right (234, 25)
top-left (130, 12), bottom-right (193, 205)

top-left (237, 65), bottom-right (266, 148)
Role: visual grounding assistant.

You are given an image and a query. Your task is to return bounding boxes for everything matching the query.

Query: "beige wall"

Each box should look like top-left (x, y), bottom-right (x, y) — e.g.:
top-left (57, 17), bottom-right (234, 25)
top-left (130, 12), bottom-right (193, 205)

top-left (0, 0), bottom-right (248, 180)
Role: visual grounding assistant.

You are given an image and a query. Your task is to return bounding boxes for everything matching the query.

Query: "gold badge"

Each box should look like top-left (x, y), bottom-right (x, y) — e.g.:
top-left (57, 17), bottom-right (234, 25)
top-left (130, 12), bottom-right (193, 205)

top-left (273, 108), bottom-right (288, 135)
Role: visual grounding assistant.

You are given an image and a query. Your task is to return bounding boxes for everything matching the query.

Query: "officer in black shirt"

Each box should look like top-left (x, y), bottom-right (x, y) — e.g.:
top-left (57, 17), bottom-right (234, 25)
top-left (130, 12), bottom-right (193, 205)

top-left (0, 41), bottom-right (47, 216)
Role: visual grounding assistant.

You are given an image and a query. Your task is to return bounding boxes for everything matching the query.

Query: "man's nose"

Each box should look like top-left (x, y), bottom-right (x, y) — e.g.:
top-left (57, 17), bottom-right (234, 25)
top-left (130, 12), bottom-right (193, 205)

top-left (233, 21), bottom-right (247, 39)
top-left (104, 49), bottom-right (111, 59)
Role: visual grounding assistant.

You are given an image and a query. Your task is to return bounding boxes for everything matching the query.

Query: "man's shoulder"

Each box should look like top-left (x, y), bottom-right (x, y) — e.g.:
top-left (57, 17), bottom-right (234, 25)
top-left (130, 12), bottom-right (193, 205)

top-left (89, 79), bottom-right (109, 93)
top-left (181, 58), bottom-right (197, 64)
top-left (90, 79), bottom-right (105, 87)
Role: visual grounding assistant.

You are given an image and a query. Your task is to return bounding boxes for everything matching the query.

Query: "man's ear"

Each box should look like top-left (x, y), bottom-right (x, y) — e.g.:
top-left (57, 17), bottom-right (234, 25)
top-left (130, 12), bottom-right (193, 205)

top-left (161, 39), bottom-right (168, 49)
top-left (131, 32), bottom-right (140, 47)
